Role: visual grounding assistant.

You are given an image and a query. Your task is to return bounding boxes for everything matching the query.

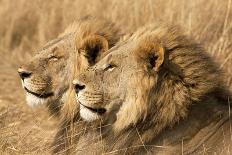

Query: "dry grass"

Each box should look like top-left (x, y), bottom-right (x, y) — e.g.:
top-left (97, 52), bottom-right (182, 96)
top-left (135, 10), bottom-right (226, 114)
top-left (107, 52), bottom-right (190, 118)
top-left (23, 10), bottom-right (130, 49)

top-left (0, 0), bottom-right (231, 154)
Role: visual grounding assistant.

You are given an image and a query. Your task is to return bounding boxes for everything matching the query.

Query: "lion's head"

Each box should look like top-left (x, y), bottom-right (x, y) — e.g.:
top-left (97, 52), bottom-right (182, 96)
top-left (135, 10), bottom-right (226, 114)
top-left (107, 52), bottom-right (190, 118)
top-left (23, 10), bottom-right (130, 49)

top-left (18, 16), bottom-right (122, 116)
top-left (18, 34), bottom-right (76, 111)
top-left (73, 23), bottom-right (224, 135)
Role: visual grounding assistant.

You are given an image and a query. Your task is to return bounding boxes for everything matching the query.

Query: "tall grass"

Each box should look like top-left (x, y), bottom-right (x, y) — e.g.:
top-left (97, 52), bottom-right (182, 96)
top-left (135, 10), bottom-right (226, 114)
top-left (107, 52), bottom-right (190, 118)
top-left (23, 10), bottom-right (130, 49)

top-left (0, 0), bottom-right (231, 154)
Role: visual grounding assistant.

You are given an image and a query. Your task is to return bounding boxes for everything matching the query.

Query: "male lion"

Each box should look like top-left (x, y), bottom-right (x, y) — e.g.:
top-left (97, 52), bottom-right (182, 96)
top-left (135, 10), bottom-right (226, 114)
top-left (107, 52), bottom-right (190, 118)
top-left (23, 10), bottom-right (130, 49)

top-left (72, 22), bottom-right (232, 154)
top-left (17, 16), bottom-right (122, 117)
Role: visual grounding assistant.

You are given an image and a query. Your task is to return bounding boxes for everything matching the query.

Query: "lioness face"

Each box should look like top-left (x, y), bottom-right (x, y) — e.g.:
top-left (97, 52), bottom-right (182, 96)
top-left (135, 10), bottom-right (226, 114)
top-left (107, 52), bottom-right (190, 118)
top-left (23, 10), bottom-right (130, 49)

top-left (73, 38), bottom-right (165, 122)
top-left (18, 35), bottom-right (75, 107)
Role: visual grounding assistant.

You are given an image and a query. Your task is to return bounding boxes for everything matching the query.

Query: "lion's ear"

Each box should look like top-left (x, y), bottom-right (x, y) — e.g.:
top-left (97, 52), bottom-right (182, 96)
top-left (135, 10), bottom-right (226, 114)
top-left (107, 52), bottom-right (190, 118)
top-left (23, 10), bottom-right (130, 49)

top-left (79, 35), bottom-right (109, 65)
top-left (137, 39), bottom-right (165, 72)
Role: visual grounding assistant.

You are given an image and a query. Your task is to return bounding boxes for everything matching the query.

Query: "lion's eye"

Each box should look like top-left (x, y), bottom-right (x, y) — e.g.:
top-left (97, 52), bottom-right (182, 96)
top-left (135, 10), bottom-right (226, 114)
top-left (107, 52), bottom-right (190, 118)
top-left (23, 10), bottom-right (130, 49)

top-left (103, 64), bottom-right (116, 72)
top-left (48, 55), bottom-right (59, 62)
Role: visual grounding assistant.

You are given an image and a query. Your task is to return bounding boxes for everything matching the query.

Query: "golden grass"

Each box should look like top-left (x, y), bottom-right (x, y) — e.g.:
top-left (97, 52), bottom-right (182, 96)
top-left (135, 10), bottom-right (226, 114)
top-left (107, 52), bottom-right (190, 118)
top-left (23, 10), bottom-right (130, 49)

top-left (0, 0), bottom-right (231, 154)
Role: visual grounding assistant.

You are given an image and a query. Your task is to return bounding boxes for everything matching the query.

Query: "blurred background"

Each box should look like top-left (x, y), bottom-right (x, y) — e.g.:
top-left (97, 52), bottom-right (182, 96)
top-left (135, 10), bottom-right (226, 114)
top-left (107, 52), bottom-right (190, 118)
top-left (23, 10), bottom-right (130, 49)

top-left (0, 0), bottom-right (231, 154)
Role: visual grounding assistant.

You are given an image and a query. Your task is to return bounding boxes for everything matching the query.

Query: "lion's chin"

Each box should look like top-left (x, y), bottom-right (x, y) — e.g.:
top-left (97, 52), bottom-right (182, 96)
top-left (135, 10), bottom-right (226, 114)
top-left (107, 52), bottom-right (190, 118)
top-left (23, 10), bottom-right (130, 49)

top-left (26, 92), bottom-right (47, 107)
top-left (80, 104), bottom-right (100, 121)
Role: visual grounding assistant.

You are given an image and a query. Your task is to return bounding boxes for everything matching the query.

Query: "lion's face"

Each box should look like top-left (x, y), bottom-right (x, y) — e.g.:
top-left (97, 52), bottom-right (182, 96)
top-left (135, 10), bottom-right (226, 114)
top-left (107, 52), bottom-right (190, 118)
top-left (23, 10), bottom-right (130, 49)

top-left (18, 34), bottom-right (110, 116)
top-left (18, 35), bottom-right (75, 107)
top-left (74, 38), bottom-right (165, 127)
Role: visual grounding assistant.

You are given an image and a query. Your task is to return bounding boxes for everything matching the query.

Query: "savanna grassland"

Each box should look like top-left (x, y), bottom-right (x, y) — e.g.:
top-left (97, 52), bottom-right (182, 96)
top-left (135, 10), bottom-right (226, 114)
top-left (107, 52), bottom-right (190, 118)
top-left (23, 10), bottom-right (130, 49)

top-left (0, 0), bottom-right (231, 154)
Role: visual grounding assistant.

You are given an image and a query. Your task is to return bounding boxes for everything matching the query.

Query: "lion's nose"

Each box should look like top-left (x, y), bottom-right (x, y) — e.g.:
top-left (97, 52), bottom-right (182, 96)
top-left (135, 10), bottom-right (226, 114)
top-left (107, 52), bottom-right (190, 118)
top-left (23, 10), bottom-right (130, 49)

top-left (73, 80), bottom-right (86, 94)
top-left (18, 67), bottom-right (32, 80)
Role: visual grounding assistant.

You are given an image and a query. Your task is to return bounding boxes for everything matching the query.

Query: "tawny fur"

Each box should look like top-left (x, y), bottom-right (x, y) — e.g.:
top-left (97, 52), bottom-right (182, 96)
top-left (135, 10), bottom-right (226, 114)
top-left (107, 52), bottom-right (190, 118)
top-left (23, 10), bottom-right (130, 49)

top-left (60, 22), bottom-right (231, 154)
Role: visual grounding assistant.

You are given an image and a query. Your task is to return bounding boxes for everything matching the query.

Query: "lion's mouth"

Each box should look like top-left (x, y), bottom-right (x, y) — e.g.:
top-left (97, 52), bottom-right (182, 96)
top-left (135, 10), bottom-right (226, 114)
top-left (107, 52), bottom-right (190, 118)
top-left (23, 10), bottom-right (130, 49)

top-left (79, 101), bottom-right (106, 115)
top-left (24, 87), bottom-right (54, 98)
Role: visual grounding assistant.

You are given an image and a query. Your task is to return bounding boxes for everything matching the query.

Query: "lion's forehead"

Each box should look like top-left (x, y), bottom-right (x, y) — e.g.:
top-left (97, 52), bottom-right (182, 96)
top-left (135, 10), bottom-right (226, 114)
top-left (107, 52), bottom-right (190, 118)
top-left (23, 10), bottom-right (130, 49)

top-left (100, 41), bottom-right (136, 63)
top-left (34, 34), bottom-right (75, 57)
top-left (41, 33), bottom-right (75, 50)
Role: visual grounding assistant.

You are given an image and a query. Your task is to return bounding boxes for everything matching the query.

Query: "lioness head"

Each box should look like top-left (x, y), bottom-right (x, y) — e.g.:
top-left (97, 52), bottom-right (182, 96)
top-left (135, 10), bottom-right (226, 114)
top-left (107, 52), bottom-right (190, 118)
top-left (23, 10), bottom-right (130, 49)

top-left (18, 17), bottom-right (122, 115)
top-left (73, 23), bottom-right (222, 133)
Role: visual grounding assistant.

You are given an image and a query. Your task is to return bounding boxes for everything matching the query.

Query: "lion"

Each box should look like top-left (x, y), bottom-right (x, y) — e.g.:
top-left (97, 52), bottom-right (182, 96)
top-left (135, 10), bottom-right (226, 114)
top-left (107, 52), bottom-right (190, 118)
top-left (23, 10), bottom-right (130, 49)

top-left (70, 22), bottom-right (232, 154)
top-left (17, 16), bottom-right (122, 117)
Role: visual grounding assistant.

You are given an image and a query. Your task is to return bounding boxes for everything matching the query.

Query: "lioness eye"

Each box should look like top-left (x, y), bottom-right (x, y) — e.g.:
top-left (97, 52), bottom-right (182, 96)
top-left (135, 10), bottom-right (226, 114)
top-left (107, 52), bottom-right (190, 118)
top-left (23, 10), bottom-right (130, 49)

top-left (103, 64), bottom-right (116, 71)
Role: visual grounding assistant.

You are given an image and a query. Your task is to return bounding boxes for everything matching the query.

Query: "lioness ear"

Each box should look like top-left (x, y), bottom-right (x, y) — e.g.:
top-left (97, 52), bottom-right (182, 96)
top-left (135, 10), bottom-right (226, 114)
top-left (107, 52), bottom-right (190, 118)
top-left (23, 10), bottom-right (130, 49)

top-left (79, 35), bottom-right (109, 65)
top-left (137, 39), bottom-right (165, 72)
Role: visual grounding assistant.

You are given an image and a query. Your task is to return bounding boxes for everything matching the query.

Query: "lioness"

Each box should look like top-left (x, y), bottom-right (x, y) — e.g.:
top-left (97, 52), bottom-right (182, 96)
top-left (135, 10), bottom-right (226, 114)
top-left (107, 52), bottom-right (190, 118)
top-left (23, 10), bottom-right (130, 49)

top-left (72, 22), bottom-right (232, 154)
top-left (18, 16), bottom-right (122, 117)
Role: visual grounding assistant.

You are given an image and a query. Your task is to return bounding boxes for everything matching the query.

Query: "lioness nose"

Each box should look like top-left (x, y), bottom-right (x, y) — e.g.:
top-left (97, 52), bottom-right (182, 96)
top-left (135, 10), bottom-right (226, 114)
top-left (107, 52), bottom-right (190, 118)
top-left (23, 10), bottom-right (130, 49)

top-left (73, 80), bottom-right (86, 93)
top-left (18, 67), bottom-right (32, 80)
